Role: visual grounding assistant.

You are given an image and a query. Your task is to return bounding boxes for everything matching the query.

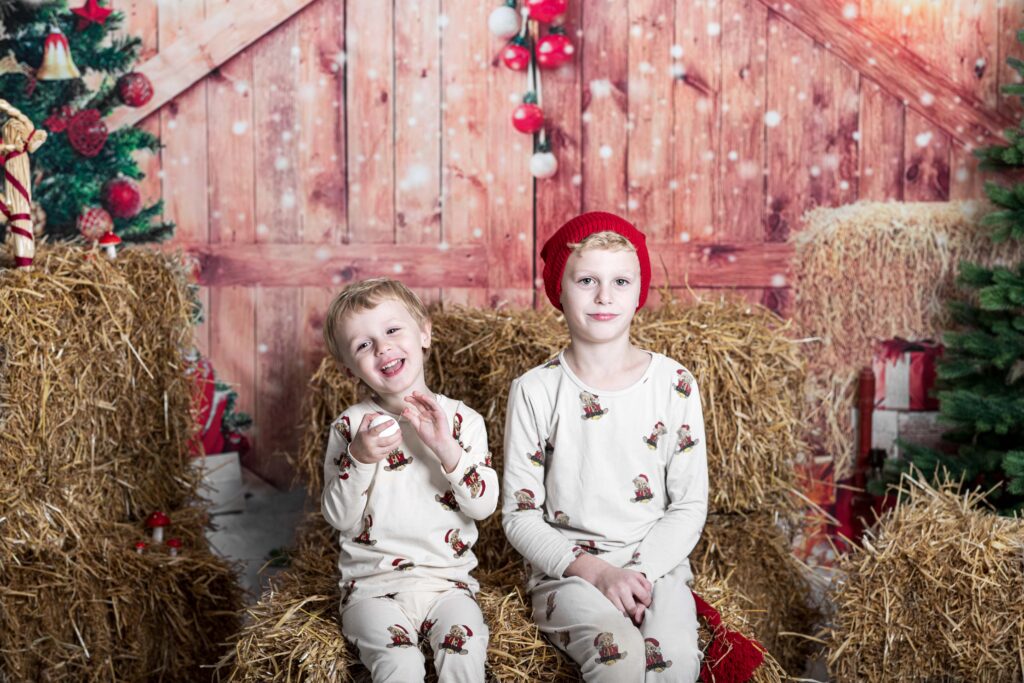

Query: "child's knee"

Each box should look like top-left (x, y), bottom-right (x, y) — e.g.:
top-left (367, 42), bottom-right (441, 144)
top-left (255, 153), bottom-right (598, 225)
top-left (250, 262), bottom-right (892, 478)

top-left (642, 632), bottom-right (702, 683)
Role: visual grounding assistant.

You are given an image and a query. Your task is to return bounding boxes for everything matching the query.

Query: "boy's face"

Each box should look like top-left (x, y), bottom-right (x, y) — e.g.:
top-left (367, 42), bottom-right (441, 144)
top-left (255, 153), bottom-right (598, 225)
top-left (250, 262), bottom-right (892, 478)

top-left (559, 246), bottom-right (641, 345)
top-left (337, 298), bottom-right (431, 399)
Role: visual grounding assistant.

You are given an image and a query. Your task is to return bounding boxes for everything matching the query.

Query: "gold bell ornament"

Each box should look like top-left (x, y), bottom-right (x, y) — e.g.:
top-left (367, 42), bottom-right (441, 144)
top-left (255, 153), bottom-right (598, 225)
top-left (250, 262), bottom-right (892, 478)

top-left (36, 27), bottom-right (81, 81)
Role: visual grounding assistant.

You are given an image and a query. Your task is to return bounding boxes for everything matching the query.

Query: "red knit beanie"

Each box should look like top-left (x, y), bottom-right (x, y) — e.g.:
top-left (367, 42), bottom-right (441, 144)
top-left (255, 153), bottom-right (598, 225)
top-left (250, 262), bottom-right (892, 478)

top-left (540, 211), bottom-right (651, 311)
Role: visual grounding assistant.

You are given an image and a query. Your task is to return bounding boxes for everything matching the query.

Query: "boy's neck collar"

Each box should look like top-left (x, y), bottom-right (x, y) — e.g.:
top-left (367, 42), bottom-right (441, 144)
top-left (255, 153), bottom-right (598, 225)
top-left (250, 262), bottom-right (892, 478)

top-left (371, 383), bottom-right (434, 416)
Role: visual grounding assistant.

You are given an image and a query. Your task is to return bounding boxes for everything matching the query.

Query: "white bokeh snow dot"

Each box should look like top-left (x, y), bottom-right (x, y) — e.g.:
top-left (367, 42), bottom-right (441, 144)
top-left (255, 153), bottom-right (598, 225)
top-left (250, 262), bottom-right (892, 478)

top-left (281, 190), bottom-right (296, 209)
top-left (232, 120), bottom-right (248, 135)
top-left (764, 110), bottom-right (781, 127)
top-left (393, 264), bottom-right (404, 274)
top-left (707, 22), bottom-right (721, 36)
top-left (670, 44), bottom-right (684, 59)
top-left (919, 92), bottom-right (934, 106)
top-left (770, 274), bottom-right (786, 287)
top-left (274, 156), bottom-right (289, 171)
top-left (915, 131), bottom-right (933, 147)
top-left (590, 79), bottom-right (613, 98)
top-left (315, 247), bottom-right (331, 261)
top-left (258, 343), bottom-right (268, 354)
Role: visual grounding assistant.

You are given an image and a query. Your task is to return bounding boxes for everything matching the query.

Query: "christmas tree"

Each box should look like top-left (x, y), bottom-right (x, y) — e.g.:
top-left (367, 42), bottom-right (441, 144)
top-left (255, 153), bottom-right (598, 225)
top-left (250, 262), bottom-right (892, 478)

top-left (886, 36), bottom-right (1024, 515)
top-left (0, 0), bottom-right (172, 243)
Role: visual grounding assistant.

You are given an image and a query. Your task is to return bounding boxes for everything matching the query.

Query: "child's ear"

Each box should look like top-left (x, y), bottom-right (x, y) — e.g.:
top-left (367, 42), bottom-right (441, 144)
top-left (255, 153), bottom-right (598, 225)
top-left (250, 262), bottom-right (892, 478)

top-left (420, 320), bottom-right (432, 349)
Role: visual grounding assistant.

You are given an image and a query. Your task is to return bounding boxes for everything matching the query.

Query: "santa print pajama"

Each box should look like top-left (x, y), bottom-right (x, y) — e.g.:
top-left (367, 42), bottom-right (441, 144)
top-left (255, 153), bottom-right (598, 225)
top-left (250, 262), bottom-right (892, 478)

top-left (321, 394), bottom-right (498, 682)
top-left (341, 588), bottom-right (488, 683)
top-left (501, 350), bottom-right (709, 682)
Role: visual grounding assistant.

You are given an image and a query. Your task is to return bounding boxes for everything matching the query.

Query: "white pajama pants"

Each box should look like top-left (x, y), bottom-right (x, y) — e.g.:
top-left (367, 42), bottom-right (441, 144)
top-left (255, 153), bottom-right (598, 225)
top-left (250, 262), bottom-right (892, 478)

top-left (341, 588), bottom-right (488, 683)
top-left (530, 563), bottom-right (702, 683)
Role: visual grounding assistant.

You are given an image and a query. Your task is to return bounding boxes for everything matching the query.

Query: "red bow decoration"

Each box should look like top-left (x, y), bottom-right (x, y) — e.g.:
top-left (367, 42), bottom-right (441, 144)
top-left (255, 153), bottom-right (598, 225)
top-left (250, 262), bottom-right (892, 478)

top-left (692, 590), bottom-right (765, 683)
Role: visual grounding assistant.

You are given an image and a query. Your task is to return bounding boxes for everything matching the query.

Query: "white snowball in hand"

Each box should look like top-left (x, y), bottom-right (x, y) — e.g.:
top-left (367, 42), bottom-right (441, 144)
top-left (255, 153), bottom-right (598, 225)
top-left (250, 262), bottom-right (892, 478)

top-left (370, 415), bottom-right (400, 438)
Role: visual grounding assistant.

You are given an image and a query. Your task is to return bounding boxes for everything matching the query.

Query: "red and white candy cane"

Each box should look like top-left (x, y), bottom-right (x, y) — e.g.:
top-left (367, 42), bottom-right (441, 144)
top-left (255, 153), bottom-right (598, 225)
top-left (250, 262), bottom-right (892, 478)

top-left (0, 100), bottom-right (47, 270)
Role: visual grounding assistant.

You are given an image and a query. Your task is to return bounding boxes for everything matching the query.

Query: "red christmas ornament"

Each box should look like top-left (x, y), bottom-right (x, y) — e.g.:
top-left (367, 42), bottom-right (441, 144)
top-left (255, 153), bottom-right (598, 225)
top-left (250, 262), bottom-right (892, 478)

top-left (116, 72), bottom-right (154, 108)
top-left (44, 106), bottom-right (74, 133)
top-left (72, 0), bottom-right (113, 31)
top-left (525, 0), bottom-right (567, 23)
top-left (102, 177), bottom-right (142, 219)
top-left (67, 109), bottom-right (108, 157)
top-left (512, 94), bottom-right (544, 134)
top-left (77, 206), bottom-right (113, 241)
top-left (501, 37), bottom-right (531, 71)
top-left (537, 28), bottom-right (574, 69)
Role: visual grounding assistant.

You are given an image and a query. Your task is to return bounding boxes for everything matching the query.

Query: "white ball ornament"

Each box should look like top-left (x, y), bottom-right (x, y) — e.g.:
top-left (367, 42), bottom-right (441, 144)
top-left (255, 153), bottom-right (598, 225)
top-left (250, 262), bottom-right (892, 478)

top-left (530, 150), bottom-right (558, 179)
top-left (488, 5), bottom-right (520, 39)
top-left (370, 414), bottom-right (401, 438)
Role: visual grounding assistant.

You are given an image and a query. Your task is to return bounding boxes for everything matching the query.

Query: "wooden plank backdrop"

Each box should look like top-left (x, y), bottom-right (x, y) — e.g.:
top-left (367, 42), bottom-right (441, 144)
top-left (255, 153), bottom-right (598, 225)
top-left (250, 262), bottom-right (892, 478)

top-left (110, 0), bottom-right (1024, 487)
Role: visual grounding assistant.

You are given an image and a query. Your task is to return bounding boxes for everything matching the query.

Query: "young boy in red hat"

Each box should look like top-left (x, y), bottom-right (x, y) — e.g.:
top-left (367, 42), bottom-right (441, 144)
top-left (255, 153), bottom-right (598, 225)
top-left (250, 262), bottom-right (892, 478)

top-left (501, 212), bottom-right (708, 682)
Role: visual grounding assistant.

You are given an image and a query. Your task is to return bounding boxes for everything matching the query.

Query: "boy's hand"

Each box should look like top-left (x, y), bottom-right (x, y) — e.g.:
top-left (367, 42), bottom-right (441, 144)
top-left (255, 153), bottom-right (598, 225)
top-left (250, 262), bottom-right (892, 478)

top-left (401, 391), bottom-right (462, 473)
top-left (565, 554), bottom-right (652, 625)
top-left (349, 412), bottom-right (402, 465)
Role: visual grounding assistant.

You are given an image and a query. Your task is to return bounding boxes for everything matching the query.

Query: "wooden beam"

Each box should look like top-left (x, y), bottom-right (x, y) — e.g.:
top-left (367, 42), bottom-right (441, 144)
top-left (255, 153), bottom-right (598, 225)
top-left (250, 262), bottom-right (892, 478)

top-left (163, 241), bottom-right (793, 289)
top-left (176, 243), bottom-right (490, 288)
top-left (108, 0), bottom-right (318, 130)
top-left (754, 0), bottom-right (1017, 146)
top-left (649, 242), bottom-right (794, 288)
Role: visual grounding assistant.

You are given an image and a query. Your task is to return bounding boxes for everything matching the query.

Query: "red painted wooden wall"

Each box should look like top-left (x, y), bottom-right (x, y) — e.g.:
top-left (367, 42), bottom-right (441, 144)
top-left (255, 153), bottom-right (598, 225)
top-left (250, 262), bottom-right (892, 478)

top-left (113, 0), bottom-right (1022, 487)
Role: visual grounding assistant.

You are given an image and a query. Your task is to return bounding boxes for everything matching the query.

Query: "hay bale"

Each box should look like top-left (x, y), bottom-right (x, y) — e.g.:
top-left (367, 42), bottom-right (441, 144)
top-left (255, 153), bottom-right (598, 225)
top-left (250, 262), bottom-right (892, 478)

top-left (0, 246), bottom-right (200, 546)
top-left (0, 245), bottom-right (242, 681)
top-left (219, 513), bottom-right (785, 683)
top-left (297, 297), bottom-right (806, 571)
top-left (692, 511), bottom-right (823, 675)
top-left (825, 477), bottom-right (1024, 682)
top-left (0, 508), bottom-right (242, 682)
top-left (791, 201), bottom-right (1024, 476)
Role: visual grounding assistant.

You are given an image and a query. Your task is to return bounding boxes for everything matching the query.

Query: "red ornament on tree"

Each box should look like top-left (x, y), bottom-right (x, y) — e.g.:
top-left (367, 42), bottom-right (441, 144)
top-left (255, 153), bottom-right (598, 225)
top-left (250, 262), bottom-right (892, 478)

top-left (116, 72), bottom-right (153, 108)
top-left (43, 106), bottom-right (74, 133)
top-left (537, 28), bottom-right (574, 69)
top-left (71, 0), bottom-right (113, 31)
top-left (67, 108), bottom-right (108, 157)
top-left (102, 177), bottom-right (142, 219)
top-left (525, 0), bottom-right (567, 23)
top-left (512, 94), bottom-right (544, 134)
top-left (77, 206), bottom-right (113, 241)
top-left (501, 37), bottom-right (531, 71)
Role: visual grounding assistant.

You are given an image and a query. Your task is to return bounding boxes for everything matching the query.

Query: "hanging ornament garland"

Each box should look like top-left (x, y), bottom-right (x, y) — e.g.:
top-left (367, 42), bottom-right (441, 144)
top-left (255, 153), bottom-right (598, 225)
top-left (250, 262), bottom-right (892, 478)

top-left (491, 0), bottom-right (574, 179)
top-left (488, 0), bottom-right (520, 39)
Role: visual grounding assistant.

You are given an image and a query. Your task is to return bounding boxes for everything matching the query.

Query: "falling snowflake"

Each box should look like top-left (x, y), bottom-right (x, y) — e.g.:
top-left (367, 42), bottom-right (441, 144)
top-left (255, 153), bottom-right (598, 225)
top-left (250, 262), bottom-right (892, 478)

top-left (258, 343), bottom-right (269, 354)
top-left (473, 227), bottom-right (483, 238)
top-left (679, 231), bottom-right (691, 242)
top-left (275, 156), bottom-right (289, 171)
top-left (919, 92), bottom-right (934, 106)
top-left (842, 3), bottom-right (857, 19)
top-left (590, 79), bottom-right (614, 98)
top-left (707, 22), bottom-right (721, 36)
top-left (809, 165), bottom-right (821, 177)
top-left (281, 190), bottom-right (296, 209)
top-left (599, 145), bottom-right (613, 160)
top-left (670, 44), bottom-right (684, 59)
top-left (437, 14), bottom-right (449, 29)
top-left (232, 121), bottom-right (248, 135)
top-left (571, 174), bottom-right (583, 186)
top-left (727, 150), bottom-right (738, 161)
top-left (393, 264), bottom-right (404, 274)
top-left (915, 131), bottom-right (933, 148)
top-left (764, 110), bottom-right (781, 127)
top-left (256, 223), bottom-right (269, 235)
top-left (399, 165), bottom-right (431, 191)
top-left (770, 274), bottom-right (786, 287)
top-left (234, 80), bottom-right (250, 95)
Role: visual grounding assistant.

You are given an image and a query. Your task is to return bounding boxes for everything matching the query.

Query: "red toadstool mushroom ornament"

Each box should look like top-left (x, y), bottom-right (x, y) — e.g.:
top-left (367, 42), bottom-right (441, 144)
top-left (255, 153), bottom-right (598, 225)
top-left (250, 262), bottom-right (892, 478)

top-left (512, 92), bottom-right (544, 134)
top-left (166, 537), bottom-right (183, 557)
top-left (135, 540), bottom-right (147, 554)
top-left (146, 511), bottom-right (170, 544)
top-left (98, 231), bottom-right (121, 259)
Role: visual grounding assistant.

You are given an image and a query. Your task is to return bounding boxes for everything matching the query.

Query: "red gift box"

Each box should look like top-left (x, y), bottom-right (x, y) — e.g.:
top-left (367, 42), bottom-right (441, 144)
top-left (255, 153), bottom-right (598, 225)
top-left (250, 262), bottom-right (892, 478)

top-left (872, 338), bottom-right (943, 411)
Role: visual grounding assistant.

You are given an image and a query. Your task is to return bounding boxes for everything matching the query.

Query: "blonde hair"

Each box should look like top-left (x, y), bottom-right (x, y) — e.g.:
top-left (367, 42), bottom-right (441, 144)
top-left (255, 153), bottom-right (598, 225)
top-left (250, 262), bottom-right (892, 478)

top-left (568, 230), bottom-right (637, 254)
top-left (323, 277), bottom-right (431, 363)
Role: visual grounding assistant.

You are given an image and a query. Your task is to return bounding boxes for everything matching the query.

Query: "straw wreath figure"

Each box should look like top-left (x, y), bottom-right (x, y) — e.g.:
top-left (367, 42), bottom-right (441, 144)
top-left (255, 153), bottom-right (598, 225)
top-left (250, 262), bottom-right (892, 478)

top-left (0, 99), bottom-right (46, 269)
